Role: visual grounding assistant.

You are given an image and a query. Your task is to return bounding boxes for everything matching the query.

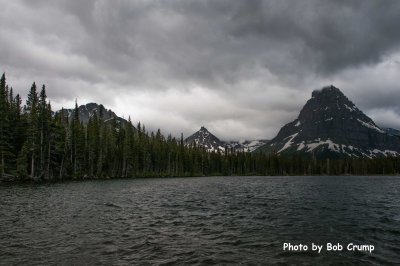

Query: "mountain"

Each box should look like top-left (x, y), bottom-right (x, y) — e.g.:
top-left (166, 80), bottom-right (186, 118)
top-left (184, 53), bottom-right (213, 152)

top-left (185, 127), bottom-right (269, 152)
top-left (185, 127), bottom-right (226, 152)
top-left (226, 140), bottom-right (270, 152)
top-left (256, 85), bottom-right (400, 158)
top-left (60, 103), bottom-right (128, 125)
top-left (385, 128), bottom-right (400, 137)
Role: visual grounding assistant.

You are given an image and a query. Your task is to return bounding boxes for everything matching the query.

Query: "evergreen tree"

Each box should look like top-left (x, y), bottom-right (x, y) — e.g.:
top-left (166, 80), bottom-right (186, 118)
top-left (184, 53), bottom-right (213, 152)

top-left (0, 73), bottom-right (11, 175)
top-left (70, 100), bottom-right (85, 177)
top-left (8, 92), bottom-right (25, 172)
top-left (38, 85), bottom-right (52, 178)
top-left (24, 82), bottom-right (39, 178)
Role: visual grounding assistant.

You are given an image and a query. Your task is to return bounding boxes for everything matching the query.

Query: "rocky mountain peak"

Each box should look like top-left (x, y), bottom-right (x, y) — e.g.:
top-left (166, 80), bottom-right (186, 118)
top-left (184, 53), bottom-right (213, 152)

top-left (185, 127), bottom-right (225, 152)
top-left (59, 102), bottom-right (128, 125)
top-left (199, 126), bottom-right (208, 132)
top-left (299, 85), bottom-right (363, 122)
top-left (311, 85), bottom-right (343, 98)
top-left (256, 86), bottom-right (400, 158)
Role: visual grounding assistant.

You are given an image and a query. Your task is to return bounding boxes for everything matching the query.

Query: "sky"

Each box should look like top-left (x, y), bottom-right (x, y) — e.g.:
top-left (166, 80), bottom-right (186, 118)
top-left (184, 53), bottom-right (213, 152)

top-left (1, 0), bottom-right (400, 141)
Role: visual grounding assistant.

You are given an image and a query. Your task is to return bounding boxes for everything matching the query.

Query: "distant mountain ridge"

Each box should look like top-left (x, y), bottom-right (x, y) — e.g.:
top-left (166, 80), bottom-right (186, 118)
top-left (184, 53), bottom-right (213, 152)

top-left (60, 103), bottom-right (128, 125)
top-left (385, 128), bottom-right (400, 137)
top-left (256, 86), bottom-right (400, 158)
top-left (226, 140), bottom-right (270, 152)
top-left (59, 97), bottom-right (400, 159)
top-left (185, 126), bottom-right (269, 152)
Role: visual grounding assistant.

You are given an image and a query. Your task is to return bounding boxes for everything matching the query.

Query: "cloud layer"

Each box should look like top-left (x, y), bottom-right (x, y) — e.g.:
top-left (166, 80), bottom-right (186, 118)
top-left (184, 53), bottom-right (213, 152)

top-left (1, 0), bottom-right (400, 140)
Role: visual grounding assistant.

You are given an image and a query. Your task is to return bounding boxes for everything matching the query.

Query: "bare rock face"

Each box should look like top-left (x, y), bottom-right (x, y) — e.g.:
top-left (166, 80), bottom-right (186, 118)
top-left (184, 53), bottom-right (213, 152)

top-left (256, 86), bottom-right (400, 158)
top-left (60, 103), bottom-right (128, 125)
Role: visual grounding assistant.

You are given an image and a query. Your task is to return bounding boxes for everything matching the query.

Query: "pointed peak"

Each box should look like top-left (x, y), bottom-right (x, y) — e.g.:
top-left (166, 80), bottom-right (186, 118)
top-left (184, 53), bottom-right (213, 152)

top-left (262, 84), bottom-right (400, 159)
top-left (185, 126), bottom-right (224, 152)
top-left (312, 85), bottom-right (344, 98)
top-left (84, 102), bottom-right (100, 109)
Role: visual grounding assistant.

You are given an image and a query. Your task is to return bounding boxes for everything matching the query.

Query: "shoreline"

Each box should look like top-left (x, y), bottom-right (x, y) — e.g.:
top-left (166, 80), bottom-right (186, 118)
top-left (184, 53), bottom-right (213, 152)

top-left (2, 173), bottom-right (400, 186)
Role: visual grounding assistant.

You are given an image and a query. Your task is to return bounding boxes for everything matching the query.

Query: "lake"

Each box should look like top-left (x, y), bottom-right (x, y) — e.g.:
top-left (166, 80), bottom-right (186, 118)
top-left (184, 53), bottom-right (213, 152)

top-left (1, 176), bottom-right (400, 265)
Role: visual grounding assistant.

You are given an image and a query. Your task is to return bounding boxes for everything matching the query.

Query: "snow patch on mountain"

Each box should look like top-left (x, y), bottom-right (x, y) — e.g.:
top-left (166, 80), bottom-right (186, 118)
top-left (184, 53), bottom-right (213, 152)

top-left (278, 133), bottom-right (299, 153)
top-left (357, 119), bottom-right (385, 133)
top-left (296, 139), bottom-right (340, 153)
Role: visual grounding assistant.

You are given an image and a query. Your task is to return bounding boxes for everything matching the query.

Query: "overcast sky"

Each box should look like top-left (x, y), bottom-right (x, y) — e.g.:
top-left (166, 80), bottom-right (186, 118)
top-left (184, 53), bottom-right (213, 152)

top-left (1, 0), bottom-right (400, 140)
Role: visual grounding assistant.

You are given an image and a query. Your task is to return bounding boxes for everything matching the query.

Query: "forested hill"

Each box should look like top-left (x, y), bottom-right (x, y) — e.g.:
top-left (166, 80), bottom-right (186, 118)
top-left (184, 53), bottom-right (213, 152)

top-left (0, 73), bottom-right (400, 182)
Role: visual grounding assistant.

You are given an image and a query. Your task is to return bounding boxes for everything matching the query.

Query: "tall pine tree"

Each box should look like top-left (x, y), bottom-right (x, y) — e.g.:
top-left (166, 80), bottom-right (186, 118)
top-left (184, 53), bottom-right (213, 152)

top-left (24, 82), bottom-right (39, 178)
top-left (0, 73), bottom-right (10, 176)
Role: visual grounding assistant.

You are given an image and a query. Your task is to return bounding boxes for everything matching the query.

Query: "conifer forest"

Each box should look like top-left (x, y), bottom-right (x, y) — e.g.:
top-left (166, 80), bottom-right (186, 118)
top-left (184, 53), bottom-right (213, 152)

top-left (0, 73), bottom-right (399, 182)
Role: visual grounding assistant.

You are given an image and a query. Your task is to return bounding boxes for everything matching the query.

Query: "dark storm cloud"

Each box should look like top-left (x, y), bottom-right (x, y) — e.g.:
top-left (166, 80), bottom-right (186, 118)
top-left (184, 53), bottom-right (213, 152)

top-left (1, 0), bottom-right (400, 139)
top-left (229, 0), bottom-right (400, 75)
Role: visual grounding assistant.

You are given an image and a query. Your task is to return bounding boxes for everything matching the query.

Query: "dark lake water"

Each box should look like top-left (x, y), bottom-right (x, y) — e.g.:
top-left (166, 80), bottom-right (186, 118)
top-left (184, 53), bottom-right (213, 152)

top-left (1, 176), bottom-right (400, 265)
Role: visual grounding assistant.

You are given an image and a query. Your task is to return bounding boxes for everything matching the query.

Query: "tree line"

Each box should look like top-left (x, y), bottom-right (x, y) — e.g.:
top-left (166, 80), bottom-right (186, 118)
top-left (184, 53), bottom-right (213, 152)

top-left (0, 73), bottom-right (399, 182)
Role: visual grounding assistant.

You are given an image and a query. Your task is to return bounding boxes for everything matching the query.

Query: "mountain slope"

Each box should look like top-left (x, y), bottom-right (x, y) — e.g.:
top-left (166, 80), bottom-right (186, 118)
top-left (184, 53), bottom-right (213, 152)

top-left (256, 86), bottom-right (400, 158)
top-left (385, 128), bottom-right (400, 137)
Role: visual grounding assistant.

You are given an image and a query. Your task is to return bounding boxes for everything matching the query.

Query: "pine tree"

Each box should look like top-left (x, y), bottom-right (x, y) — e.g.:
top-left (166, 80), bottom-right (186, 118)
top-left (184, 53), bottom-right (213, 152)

top-left (24, 82), bottom-right (39, 178)
top-left (8, 92), bottom-right (25, 173)
top-left (0, 73), bottom-right (10, 176)
top-left (53, 109), bottom-right (68, 179)
top-left (70, 100), bottom-right (85, 176)
top-left (38, 85), bottom-right (51, 178)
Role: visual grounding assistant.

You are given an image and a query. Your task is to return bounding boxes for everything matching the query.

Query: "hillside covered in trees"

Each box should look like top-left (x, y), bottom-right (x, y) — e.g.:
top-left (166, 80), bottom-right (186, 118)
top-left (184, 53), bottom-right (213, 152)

top-left (0, 73), bottom-right (399, 182)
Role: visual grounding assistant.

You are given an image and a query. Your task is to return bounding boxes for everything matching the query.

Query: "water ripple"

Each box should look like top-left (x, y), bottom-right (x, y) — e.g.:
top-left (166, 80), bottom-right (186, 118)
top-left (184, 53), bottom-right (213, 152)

top-left (1, 176), bottom-right (400, 265)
